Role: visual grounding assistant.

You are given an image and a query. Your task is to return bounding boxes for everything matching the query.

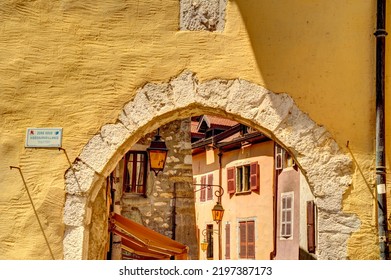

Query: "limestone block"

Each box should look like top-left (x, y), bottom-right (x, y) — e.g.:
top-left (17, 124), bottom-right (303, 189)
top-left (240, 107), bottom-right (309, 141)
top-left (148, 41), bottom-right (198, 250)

top-left (254, 92), bottom-right (294, 133)
top-left (184, 155), bottom-right (192, 164)
top-left (196, 79), bottom-right (232, 110)
top-left (317, 231), bottom-right (351, 260)
top-left (63, 194), bottom-right (87, 227)
top-left (226, 79), bottom-right (267, 120)
top-left (118, 110), bottom-right (138, 132)
top-left (79, 134), bottom-right (116, 173)
top-left (63, 226), bottom-right (85, 260)
top-left (65, 160), bottom-right (98, 195)
top-left (318, 211), bottom-right (361, 235)
top-left (170, 71), bottom-right (198, 108)
top-left (180, 0), bottom-right (227, 31)
top-left (122, 83), bottom-right (175, 128)
top-left (100, 122), bottom-right (131, 149)
top-left (273, 105), bottom-right (318, 152)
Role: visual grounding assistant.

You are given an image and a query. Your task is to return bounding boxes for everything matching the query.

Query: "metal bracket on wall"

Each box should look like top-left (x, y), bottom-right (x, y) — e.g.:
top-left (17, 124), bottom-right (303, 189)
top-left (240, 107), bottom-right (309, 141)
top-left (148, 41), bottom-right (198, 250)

top-left (58, 147), bottom-right (82, 192)
top-left (9, 166), bottom-right (55, 260)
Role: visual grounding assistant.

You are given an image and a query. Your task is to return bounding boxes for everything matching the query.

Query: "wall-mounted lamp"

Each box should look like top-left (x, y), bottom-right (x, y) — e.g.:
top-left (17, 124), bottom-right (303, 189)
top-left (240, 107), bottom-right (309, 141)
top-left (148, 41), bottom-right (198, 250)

top-left (211, 202), bottom-right (224, 224)
top-left (193, 184), bottom-right (225, 224)
top-left (147, 128), bottom-right (168, 176)
top-left (200, 228), bottom-right (220, 252)
top-left (194, 183), bottom-right (224, 260)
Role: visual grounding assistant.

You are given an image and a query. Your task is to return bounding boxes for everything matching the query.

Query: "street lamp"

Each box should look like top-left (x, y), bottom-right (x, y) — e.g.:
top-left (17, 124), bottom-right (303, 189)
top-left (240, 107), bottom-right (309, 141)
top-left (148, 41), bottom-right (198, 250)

top-left (200, 228), bottom-right (220, 252)
top-left (193, 184), bottom-right (225, 223)
top-left (194, 183), bottom-right (224, 259)
top-left (211, 201), bottom-right (224, 224)
top-left (147, 129), bottom-right (168, 176)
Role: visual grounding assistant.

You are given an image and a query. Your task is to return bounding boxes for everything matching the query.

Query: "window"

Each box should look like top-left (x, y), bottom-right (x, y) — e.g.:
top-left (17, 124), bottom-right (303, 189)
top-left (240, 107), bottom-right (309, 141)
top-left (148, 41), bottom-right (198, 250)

top-left (275, 144), bottom-right (295, 170)
top-left (200, 174), bottom-right (214, 201)
top-left (227, 162), bottom-right (259, 194)
top-left (225, 223), bottom-right (230, 259)
top-left (280, 192), bottom-right (294, 239)
top-left (206, 224), bottom-right (214, 259)
top-left (123, 151), bottom-right (148, 195)
top-left (275, 145), bottom-right (283, 170)
top-left (236, 165), bottom-right (251, 192)
top-left (239, 220), bottom-right (255, 259)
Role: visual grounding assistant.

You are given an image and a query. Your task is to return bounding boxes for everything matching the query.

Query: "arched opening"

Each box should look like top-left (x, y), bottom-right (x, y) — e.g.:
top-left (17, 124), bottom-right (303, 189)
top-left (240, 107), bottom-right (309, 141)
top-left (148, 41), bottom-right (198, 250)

top-left (63, 71), bottom-right (359, 260)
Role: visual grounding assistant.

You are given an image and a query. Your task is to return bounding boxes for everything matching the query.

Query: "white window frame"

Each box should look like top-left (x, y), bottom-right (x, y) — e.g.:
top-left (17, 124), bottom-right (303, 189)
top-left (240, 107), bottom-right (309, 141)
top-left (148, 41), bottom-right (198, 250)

top-left (280, 191), bottom-right (294, 240)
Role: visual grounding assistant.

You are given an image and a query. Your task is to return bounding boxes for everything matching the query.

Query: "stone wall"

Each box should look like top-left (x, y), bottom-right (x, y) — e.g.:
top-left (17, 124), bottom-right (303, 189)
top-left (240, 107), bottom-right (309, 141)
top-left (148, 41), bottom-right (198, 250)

top-left (180, 0), bottom-right (227, 31)
top-left (118, 118), bottom-right (197, 259)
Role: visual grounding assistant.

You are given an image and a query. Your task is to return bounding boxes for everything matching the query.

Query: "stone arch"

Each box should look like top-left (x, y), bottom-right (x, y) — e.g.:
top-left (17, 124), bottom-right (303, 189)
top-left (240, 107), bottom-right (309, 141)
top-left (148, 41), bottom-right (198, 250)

top-left (63, 70), bottom-right (360, 260)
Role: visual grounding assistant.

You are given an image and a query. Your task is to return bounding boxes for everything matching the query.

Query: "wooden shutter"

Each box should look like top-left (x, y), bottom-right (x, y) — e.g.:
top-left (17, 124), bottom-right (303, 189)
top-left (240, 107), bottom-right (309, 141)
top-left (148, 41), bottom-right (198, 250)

top-left (227, 167), bottom-right (236, 194)
top-left (239, 222), bottom-right (247, 258)
top-left (225, 223), bottom-right (230, 259)
top-left (200, 176), bottom-right (206, 202)
top-left (247, 221), bottom-right (255, 258)
top-left (307, 200), bottom-right (316, 253)
top-left (207, 173), bottom-right (213, 200)
top-left (250, 162), bottom-right (259, 191)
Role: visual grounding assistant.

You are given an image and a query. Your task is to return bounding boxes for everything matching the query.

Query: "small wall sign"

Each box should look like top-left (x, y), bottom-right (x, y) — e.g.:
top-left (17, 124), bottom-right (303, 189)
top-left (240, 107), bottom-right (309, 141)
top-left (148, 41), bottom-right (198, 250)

top-left (25, 128), bottom-right (63, 148)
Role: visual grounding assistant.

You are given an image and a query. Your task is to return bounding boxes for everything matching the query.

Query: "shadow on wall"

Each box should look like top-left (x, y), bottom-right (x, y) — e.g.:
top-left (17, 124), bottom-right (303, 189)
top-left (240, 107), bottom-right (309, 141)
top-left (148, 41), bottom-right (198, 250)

top-left (233, 0), bottom-right (376, 146)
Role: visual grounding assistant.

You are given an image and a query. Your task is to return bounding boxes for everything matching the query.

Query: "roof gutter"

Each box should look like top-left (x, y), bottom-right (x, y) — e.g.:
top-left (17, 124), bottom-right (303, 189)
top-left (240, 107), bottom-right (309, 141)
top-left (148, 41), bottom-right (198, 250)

top-left (374, 0), bottom-right (389, 260)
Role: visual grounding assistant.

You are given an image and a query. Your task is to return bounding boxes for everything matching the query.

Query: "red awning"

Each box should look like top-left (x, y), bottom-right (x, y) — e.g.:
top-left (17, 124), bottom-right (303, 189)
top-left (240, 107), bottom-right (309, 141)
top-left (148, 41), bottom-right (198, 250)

top-left (110, 213), bottom-right (188, 260)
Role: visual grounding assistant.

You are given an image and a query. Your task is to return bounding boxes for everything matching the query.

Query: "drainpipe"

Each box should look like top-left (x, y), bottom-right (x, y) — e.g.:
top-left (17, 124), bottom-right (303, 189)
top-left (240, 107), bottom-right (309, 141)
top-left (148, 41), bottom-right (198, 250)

top-left (218, 150), bottom-right (223, 260)
top-left (374, 0), bottom-right (389, 260)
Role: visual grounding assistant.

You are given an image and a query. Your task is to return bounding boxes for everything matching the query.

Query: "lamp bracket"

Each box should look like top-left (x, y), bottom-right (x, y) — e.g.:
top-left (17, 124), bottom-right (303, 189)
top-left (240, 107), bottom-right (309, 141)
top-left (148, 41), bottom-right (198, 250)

top-left (193, 183), bottom-right (224, 198)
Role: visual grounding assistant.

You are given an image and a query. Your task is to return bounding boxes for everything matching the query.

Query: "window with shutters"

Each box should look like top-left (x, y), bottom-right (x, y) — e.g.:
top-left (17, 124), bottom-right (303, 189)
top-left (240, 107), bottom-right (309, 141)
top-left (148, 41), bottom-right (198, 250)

top-left (199, 174), bottom-right (214, 202)
top-left (280, 192), bottom-right (294, 239)
top-left (227, 162), bottom-right (259, 194)
top-left (307, 200), bottom-right (316, 253)
top-left (123, 151), bottom-right (148, 195)
top-left (225, 223), bottom-right (230, 259)
top-left (275, 144), bottom-right (295, 170)
top-left (238, 220), bottom-right (255, 259)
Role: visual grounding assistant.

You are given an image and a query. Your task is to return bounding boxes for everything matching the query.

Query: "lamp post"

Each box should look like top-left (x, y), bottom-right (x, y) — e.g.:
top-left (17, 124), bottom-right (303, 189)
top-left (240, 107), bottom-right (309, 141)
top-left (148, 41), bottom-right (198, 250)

top-left (194, 183), bottom-right (224, 259)
top-left (147, 128), bottom-right (168, 176)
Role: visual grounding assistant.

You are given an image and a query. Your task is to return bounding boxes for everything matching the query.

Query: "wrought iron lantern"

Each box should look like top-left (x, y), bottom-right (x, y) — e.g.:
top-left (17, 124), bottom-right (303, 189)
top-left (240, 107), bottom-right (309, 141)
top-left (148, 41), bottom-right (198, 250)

top-left (147, 129), bottom-right (168, 176)
top-left (200, 239), bottom-right (209, 252)
top-left (211, 201), bottom-right (224, 223)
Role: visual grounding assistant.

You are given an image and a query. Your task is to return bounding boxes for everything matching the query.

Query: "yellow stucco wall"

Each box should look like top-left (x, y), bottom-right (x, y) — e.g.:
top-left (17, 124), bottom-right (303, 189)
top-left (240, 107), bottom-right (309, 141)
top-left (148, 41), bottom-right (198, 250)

top-left (0, 0), bottom-right (387, 259)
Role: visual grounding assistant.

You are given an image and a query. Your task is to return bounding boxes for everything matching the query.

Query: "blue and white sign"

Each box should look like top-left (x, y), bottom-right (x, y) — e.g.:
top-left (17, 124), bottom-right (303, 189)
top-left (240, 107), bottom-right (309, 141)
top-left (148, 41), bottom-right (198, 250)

top-left (25, 128), bottom-right (63, 148)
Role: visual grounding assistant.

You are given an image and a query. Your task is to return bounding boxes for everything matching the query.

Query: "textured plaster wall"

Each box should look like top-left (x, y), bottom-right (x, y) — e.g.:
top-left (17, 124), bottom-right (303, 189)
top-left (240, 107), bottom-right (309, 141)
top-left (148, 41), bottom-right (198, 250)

top-left (0, 0), bottom-right (384, 259)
